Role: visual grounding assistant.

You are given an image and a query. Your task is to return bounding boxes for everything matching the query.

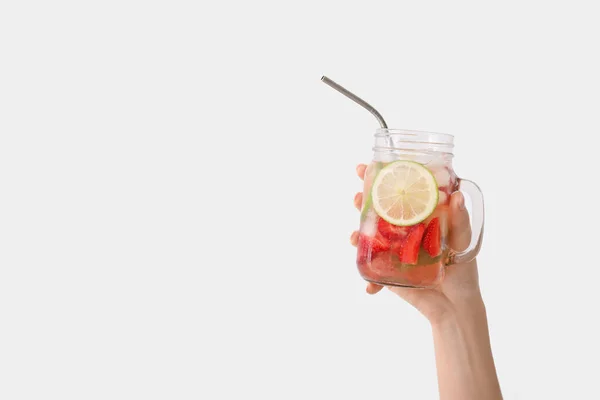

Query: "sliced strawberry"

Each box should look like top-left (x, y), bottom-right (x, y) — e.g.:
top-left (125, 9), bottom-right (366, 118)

top-left (377, 219), bottom-right (411, 240)
top-left (422, 217), bottom-right (441, 257)
top-left (425, 205), bottom-right (449, 237)
top-left (357, 232), bottom-right (391, 263)
top-left (372, 231), bottom-right (391, 252)
top-left (396, 223), bottom-right (425, 265)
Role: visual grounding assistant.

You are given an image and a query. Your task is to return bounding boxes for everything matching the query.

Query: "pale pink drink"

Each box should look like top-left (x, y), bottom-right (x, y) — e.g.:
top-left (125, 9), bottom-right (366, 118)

top-left (357, 129), bottom-right (484, 289)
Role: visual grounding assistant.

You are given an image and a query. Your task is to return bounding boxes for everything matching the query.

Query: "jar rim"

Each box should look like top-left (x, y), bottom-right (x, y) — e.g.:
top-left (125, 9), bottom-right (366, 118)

top-left (375, 128), bottom-right (454, 142)
top-left (373, 128), bottom-right (454, 155)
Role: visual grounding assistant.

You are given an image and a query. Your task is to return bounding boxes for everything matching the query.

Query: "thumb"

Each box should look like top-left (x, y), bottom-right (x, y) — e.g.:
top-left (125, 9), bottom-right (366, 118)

top-left (449, 191), bottom-right (471, 252)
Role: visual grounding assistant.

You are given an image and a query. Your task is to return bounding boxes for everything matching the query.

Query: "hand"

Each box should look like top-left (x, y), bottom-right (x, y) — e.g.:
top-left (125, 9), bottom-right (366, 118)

top-left (350, 164), bottom-right (484, 323)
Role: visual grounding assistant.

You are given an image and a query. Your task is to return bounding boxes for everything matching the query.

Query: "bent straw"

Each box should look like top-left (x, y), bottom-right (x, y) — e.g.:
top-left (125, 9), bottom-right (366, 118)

top-left (321, 76), bottom-right (388, 129)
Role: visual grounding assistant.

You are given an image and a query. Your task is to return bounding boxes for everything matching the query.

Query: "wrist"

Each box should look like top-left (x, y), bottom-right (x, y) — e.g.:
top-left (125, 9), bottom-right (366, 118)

top-left (430, 296), bottom-right (502, 400)
top-left (430, 293), bottom-right (487, 329)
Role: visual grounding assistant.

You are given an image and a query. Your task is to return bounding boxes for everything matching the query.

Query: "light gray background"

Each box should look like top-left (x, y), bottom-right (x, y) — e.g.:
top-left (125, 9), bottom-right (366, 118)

top-left (1, 1), bottom-right (599, 399)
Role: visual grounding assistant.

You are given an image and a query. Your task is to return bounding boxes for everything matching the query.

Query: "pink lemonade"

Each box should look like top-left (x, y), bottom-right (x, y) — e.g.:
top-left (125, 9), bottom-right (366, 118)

top-left (357, 160), bottom-right (459, 288)
top-left (355, 129), bottom-right (484, 289)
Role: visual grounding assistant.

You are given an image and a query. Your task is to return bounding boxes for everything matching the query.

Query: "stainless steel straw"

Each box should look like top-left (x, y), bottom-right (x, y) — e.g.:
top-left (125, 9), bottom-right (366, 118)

top-left (321, 76), bottom-right (388, 129)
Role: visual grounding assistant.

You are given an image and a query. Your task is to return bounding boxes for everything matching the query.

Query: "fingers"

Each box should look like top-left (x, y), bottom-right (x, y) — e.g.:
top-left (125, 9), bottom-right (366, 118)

top-left (356, 163), bottom-right (380, 295)
top-left (350, 231), bottom-right (359, 246)
top-left (350, 232), bottom-right (383, 294)
top-left (366, 282), bottom-right (384, 295)
top-left (355, 164), bottom-right (366, 210)
top-left (353, 192), bottom-right (363, 211)
top-left (356, 164), bottom-right (367, 180)
top-left (449, 191), bottom-right (472, 252)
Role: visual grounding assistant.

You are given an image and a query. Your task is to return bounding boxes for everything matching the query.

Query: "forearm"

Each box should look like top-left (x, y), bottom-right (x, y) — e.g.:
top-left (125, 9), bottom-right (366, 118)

top-left (431, 298), bottom-right (502, 400)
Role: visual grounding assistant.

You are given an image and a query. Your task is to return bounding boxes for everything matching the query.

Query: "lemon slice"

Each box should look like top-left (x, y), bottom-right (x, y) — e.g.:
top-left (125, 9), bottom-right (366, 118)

top-left (371, 161), bottom-right (439, 226)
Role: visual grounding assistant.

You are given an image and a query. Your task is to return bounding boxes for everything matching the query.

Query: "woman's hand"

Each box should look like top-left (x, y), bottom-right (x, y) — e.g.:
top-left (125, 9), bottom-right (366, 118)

top-left (351, 164), bottom-right (502, 399)
top-left (350, 163), bottom-right (484, 324)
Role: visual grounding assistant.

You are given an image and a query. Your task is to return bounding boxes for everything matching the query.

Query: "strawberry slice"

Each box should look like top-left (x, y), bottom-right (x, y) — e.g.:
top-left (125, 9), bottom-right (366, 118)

top-left (422, 217), bottom-right (441, 257)
top-left (396, 223), bottom-right (425, 265)
top-left (357, 232), bottom-right (391, 263)
top-left (377, 219), bottom-right (411, 240)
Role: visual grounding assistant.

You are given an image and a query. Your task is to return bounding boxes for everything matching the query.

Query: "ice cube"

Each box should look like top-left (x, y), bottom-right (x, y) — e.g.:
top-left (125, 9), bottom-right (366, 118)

top-left (424, 159), bottom-right (446, 169)
top-left (432, 167), bottom-right (450, 187)
top-left (361, 211), bottom-right (379, 237)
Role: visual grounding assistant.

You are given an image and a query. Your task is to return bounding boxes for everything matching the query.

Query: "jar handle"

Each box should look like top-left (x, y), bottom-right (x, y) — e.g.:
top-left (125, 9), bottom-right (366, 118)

top-left (449, 179), bottom-right (485, 264)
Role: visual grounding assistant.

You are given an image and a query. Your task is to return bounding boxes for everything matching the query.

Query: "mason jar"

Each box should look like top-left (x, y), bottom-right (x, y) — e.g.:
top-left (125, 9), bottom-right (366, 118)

top-left (356, 129), bottom-right (484, 289)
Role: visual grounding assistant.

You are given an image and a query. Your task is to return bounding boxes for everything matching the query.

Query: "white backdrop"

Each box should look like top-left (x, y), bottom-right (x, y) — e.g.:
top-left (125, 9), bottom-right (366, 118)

top-left (1, 1), bottom-right (599, 399)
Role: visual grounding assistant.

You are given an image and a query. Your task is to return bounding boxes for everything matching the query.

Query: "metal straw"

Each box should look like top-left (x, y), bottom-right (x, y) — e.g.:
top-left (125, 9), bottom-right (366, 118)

top-left (321, 76), bottom-right (388, 129)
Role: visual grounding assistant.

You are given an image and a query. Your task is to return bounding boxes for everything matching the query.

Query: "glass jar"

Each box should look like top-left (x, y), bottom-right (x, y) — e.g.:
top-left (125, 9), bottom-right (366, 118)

top-left (356, 129), bottom-right (484, 289)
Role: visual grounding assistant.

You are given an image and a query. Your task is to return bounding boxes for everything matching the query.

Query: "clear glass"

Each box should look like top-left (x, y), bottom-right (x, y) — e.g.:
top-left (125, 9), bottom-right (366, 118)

top-left (356, 129), bottom-right (484, 289)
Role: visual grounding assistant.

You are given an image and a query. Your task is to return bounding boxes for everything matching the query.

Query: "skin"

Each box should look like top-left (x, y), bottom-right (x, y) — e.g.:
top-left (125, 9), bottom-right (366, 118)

top-left (351, 163), bottom-right (503, 400)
